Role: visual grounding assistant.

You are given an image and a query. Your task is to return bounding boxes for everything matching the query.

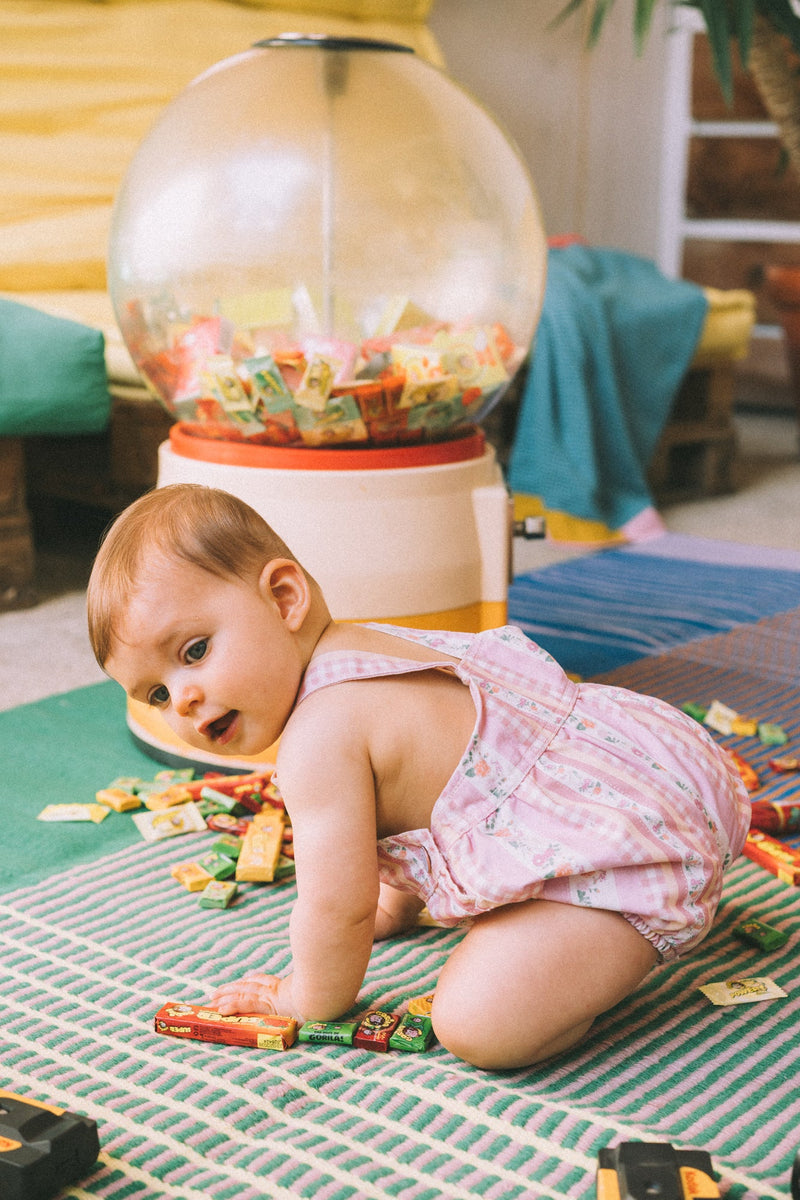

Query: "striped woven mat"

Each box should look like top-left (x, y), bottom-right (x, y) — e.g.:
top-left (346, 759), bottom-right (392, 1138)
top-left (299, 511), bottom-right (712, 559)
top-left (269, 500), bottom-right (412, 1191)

top-left (4, 541), bottom-right (800, 1198)
top-left (596, 606), bottom-right (800, 808)
top-left (508, 537), bottom-right (800, 678)
top-left (2, 831), bottom-right (798, 1199)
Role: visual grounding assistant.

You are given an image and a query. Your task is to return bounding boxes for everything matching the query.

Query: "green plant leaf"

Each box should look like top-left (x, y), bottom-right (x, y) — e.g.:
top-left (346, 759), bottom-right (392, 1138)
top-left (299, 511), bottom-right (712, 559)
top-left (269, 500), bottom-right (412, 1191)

top-left (550, 0), bottom-right (800, 102)
top-left (696, 0), bottom-right (735, 102)
top-left (634, 0), bottom-right (659, 51)
top-left (548, 0), bottom-right (588, 35)
top-left (587, 0), bottom-right (617, 47)
top-left (731, 0), bottom-right (756, 64)
top-left (548, 0), bottom-right (619, 47)
top-left (758, 0), bottom-right (800, 56)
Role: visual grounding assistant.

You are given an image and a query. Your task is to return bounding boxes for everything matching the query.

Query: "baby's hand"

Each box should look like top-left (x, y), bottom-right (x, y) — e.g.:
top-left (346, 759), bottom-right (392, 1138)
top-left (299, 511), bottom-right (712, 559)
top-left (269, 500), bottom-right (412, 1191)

top-left (208, 972), bottom-right (294, 1017)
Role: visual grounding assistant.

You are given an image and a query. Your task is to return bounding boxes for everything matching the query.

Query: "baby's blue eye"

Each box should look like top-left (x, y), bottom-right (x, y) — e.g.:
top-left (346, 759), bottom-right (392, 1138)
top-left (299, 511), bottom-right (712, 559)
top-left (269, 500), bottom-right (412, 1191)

top-left (149, 684), bottom-right (170, 706)
top-left (186, 639), bottom-right (208, 662)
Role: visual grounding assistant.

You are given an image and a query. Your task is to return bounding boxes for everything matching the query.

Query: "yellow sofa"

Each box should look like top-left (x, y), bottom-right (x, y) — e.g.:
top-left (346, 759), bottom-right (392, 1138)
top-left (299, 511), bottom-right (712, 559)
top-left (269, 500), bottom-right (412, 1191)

top-left (1, 0), bottom-right (439, 296)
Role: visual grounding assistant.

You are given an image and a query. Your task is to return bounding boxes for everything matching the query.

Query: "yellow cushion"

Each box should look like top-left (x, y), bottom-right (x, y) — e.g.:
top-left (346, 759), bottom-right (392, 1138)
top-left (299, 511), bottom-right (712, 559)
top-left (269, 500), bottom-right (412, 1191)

top-left (0, 0), bottom-right (441, 292)
top-left (693, 287), bottom-right (756, 365)
top-left (200, 0), bottom-right (431, 14)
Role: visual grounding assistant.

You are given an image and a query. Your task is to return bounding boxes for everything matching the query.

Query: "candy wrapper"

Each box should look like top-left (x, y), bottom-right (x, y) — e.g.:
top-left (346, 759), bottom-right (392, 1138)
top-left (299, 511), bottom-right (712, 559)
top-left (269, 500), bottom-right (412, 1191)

top-left (698, 977), bottom-right (788, 1006)
top-left (129, 287), bottom-right (525, 449)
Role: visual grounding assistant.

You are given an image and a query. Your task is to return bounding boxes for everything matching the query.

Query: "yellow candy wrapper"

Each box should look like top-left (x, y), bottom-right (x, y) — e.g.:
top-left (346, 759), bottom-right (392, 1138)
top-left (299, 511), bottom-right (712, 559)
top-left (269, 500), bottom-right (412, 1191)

top-left (37, 804), bottom-right (110, 823)
top-left (698, 976), bottom-right (788, 1006)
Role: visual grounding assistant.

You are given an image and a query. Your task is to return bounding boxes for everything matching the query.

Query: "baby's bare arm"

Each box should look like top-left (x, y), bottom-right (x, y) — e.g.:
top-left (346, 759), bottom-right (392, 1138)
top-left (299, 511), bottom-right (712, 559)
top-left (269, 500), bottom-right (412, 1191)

top-left (210, 882), bottom-right (420, 1017)
top-left (212, 698), bottom-right (382, 1023)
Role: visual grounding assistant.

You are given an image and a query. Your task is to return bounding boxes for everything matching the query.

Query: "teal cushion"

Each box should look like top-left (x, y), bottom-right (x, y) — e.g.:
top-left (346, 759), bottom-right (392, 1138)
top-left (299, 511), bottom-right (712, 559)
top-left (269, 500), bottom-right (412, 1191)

top-left (0, 298), bottom-right (111, 436)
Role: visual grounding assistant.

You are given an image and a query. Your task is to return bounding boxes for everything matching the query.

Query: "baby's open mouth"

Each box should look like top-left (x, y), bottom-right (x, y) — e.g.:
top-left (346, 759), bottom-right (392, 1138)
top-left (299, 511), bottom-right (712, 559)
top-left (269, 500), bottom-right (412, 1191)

top-left (206, 710), bottom-right (238, 742)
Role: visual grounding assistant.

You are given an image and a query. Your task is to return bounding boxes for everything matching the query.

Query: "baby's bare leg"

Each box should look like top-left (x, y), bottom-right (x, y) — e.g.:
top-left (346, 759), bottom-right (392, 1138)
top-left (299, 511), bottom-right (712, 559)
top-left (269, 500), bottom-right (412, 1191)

top-left (431, 898), bottom-right (658, 1070)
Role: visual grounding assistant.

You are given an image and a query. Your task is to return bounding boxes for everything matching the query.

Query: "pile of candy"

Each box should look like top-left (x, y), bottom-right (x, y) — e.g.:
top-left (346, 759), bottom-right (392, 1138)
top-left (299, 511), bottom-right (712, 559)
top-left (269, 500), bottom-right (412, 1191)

top-left (37, 766), bottom-right (294, 906)
top-left (118, 291), bottom-right (525, 447)
top-left (683, 698), bottom-right (789, 746)
top-left (680, 699), bottom-right (800, 890)
top-left (98, 766), bottom-right (294, 908)
top-left (37, 765), bottom-right (440, 1052)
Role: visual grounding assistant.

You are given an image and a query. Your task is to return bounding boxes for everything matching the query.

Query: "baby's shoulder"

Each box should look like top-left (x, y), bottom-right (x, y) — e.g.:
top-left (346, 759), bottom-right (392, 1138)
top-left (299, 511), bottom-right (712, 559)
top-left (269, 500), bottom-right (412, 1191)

top-left (276, 681), bottom-right (377, 811)
top-left (282, 669), bottom-right (379, 759)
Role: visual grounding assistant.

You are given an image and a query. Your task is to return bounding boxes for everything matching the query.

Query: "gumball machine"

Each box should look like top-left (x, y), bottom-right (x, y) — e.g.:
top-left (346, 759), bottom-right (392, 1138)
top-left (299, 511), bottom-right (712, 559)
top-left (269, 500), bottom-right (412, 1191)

top-left (108, 33), bottom-right (547, 770)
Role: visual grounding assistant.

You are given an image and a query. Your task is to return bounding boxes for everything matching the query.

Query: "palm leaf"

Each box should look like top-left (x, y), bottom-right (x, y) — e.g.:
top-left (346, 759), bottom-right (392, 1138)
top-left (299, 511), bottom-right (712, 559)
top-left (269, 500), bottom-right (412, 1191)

top-left (552, 0), bottom-right (800, 104)
top-left (548, 0), bottom-right (589, 34)
top-left (693, 0), bottom-right (735, 101)
top-left (633, 0), bottom-right (659, 52)
top-left (731, 0), bottom-right (756, 64)
top-left (587, 0), bottom-right (617, 46)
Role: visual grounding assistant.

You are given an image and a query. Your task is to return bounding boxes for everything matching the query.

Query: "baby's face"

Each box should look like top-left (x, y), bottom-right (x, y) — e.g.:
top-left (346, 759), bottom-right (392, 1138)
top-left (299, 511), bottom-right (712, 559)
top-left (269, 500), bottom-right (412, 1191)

top-left (105, 556), bottom-right (304, 756)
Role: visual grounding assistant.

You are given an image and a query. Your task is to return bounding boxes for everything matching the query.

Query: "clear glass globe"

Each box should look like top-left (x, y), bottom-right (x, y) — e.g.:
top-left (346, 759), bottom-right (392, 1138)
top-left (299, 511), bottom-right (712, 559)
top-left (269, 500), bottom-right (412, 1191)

top-left (108, 35), bottom-right (547, 448)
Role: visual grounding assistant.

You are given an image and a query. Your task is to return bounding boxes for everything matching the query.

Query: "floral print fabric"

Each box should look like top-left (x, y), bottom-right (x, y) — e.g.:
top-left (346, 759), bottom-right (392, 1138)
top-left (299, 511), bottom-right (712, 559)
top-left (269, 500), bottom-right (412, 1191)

top-left (294, 625), bottom-right (750, 959)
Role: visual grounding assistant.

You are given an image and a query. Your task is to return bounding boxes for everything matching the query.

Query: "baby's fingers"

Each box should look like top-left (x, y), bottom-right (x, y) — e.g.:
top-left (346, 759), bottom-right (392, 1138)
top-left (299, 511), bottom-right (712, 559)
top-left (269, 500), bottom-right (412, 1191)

top-left (208, 973), bottom-right (282, 1015)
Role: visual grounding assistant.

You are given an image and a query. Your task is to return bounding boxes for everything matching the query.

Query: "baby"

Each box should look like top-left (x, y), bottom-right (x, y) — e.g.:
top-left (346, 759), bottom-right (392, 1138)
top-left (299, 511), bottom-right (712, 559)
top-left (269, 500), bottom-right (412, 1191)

top-left (87, 483), bottom-right (750, 1070)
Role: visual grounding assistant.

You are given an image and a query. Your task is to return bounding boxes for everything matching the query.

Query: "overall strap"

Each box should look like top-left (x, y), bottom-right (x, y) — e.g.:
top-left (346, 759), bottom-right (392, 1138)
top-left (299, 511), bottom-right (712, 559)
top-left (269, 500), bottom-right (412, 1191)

top-left (294, 646), bottom-right (456, 708)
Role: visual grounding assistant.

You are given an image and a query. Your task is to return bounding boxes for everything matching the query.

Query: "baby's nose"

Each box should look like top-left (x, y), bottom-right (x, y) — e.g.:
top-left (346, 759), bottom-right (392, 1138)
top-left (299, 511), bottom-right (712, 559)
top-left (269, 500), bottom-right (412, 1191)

top-left (173, 680), bottom-right (202, 716)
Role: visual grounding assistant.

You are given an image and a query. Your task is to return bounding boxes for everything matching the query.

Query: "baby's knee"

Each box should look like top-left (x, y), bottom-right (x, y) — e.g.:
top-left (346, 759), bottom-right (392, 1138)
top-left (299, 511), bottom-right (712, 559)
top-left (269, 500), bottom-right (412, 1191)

top-left (430, 983), bottom-right (493, 1067)
top-left (430, 1001), bottom-right (498, 1069)
top-left (431, 989), bottom-right (589, 1071)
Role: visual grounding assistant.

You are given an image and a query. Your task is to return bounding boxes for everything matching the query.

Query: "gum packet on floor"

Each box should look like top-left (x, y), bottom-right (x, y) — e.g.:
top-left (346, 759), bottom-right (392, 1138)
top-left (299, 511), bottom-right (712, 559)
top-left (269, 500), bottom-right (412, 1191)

top-left (37, 803), bottom-right (109, 823)
top-left (699, 976), bottom-right (788, 1006)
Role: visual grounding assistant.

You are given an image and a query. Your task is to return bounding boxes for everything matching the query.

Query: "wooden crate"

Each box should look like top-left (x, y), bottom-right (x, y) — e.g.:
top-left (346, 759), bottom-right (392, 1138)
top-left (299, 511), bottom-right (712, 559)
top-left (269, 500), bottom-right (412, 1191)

top-left (0, 438), bottom-right (36, 609)
top-left (25, 388), bottom-right (173, 513)
top-left (2, 389), bottom-right (173, 611)
top-left (648, 362), bottom-right (738, 502)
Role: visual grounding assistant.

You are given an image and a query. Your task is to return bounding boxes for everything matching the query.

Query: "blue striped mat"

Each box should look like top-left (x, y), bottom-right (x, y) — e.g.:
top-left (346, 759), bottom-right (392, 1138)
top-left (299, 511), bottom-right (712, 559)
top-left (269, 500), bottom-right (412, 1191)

top-left (508, 540), bottom-right (800, 679)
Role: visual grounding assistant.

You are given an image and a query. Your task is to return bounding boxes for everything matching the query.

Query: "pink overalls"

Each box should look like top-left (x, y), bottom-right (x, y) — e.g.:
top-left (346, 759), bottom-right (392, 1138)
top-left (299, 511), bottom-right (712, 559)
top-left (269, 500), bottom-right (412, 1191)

top-left (293, 624), bottom-right (750, 960)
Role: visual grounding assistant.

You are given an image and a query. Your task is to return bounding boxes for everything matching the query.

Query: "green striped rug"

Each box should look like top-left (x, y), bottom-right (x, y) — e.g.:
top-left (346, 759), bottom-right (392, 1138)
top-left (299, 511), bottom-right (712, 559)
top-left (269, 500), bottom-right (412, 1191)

top-left (2, 839), bottom-right (797, 1199)
top-left (4, 605), bottom-right (800, 1197)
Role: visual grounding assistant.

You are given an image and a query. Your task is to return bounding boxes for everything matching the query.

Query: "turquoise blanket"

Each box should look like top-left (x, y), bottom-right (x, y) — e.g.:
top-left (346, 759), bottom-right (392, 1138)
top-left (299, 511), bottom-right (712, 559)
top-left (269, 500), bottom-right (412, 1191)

top-left (507, 245), bottom-right (709, 529)
top-left (0, 298), bottom-right (111, 436)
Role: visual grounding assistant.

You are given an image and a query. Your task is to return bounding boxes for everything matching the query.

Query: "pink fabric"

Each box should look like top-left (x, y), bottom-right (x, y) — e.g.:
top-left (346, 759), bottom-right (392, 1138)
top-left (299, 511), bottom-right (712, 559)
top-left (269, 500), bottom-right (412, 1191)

top-left (294, 625), bottom-right (750, 960)
top-left (620, 504), bottom-right (667, 542)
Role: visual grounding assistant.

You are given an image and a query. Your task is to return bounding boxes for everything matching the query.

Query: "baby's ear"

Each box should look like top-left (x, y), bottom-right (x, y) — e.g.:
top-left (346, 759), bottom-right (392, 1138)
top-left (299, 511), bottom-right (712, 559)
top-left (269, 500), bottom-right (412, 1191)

top-left (259, 559), bottom-right (311, 630)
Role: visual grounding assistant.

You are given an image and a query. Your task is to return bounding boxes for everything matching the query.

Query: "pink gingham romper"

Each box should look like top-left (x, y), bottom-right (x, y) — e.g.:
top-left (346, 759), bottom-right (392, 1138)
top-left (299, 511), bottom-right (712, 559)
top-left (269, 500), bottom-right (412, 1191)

top-left (294, 624), bottom-right (750, 960)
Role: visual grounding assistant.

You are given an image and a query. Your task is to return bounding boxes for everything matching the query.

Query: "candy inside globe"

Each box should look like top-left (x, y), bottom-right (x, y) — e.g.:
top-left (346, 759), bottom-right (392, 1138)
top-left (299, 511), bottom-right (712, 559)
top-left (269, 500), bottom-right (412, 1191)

top-left (108, 35), bottom-right (547, 448)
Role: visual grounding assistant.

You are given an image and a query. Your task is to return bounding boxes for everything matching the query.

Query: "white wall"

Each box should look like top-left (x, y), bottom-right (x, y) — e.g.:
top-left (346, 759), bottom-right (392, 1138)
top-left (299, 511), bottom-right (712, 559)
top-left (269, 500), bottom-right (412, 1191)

top-left (428, 0), bottom-right (681, 268)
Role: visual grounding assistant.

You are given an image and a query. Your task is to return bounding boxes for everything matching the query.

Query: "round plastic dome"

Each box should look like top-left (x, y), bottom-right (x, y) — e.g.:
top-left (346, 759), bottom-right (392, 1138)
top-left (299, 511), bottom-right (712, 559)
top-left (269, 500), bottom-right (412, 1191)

top-left (108, 35), bottom-right (547, 448)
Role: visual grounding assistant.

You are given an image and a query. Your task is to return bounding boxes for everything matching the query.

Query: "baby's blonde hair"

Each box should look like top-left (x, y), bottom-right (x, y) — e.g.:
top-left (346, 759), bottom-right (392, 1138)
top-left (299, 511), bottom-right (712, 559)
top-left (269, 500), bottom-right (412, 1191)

top-left (87, 483), bottom-right (300, 667)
